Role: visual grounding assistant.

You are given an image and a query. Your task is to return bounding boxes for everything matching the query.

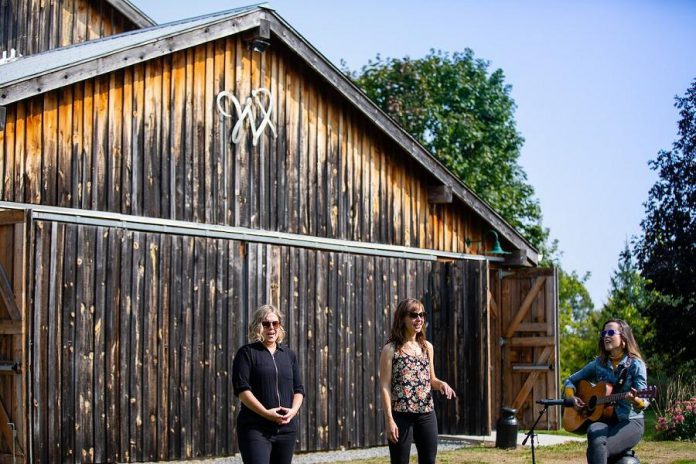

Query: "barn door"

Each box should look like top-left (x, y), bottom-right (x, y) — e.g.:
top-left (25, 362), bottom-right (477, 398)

top-left (428, 259), bottom-right (491, 435)
top-left (0, 209), bottom-right (28, 462)
top-left (490, 267), bottom-right (559, 430)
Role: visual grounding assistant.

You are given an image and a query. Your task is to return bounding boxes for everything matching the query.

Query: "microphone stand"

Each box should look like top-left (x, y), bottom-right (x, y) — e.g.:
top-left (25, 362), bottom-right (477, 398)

top-left (522, 404), bottom-right (549, 464)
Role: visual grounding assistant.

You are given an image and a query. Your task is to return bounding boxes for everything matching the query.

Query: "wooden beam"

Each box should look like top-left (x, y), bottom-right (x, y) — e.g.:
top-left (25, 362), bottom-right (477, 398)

top-left (516, 322), bottom-right (549, 332)
top-left (512, 364), bottom-right (553, 372)
top-left (0, 263), bottom-right (20, 321)
top-left (503, 249), bottom-right (530, 267)
top-left (503, 267), bottom-right (555, 278)
top-left (427, 185), bottom-right (453, 204)
top-left (0, 106), bottom-right (5, 130)
top-left (506, 336), bottom-right (555, 347)
top-left (0, 209), bottom-right (25, 225)
top-left (504, 277), bottom-right (545, 338)
top-left (512, 347), bottom-right (552, 410)
top-left (0, 320), bottom-right (21, 335)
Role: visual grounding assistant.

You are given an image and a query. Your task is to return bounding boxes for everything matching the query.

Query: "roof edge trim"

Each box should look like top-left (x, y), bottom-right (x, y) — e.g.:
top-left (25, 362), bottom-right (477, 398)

top-left (104, 0), bottom-right (157, 28)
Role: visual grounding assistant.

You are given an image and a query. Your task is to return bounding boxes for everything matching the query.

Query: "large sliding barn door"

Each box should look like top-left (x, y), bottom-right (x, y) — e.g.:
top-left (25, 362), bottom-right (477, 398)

top-left (429, 259), bottom-right (491, 435)
top-left (490, 267), bottom-right (559, 430)
top-left (0, 209), bottom-right (28, 462)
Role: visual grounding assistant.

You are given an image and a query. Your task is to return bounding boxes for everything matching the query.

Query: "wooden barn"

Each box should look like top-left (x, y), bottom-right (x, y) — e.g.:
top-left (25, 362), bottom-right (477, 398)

top-left (0, 1), bottom-right (560, 462)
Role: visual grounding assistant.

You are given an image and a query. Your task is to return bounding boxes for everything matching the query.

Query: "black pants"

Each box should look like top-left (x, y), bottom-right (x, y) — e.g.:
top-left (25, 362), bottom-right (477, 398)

top-left (586, 417), bottom-right (644, 464)
top-left (388, 411), bottom-right (438, 464)
top-left (237, 426), bottom-right (297, 464)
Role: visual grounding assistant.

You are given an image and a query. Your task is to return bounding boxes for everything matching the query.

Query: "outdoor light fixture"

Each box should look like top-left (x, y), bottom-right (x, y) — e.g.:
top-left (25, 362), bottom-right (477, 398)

top-left (245, 19), bottom-right (271, 53)
top-left (465, 230), bottom-right (511, 255)
top-left (249, 37), bottom-right (271, 53)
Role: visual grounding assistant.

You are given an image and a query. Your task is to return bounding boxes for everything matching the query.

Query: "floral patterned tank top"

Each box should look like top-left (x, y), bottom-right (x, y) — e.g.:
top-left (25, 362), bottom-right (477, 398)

top-left (391, 347), bottom-right (434, 413)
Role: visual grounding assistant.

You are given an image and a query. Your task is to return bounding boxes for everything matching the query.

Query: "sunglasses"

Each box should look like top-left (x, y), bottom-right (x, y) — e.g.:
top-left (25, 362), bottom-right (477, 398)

top-left (408, 311), bottom-right (426, 320)
top-left (600, 329), bottom-right (621, 337)
top-left (261, 320), bottom-right (280, 329)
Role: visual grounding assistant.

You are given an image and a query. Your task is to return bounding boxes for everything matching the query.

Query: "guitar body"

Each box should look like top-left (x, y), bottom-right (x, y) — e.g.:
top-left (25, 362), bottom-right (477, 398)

top-left (562, 380), bottom-right (615, 434)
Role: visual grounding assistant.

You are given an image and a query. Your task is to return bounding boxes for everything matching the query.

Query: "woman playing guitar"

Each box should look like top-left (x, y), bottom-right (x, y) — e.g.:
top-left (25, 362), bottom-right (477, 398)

top-left (564, 319), bottom-right (650, 464)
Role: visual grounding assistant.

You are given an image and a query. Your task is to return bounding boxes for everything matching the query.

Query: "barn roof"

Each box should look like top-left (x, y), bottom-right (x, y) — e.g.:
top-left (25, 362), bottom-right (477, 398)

top-left (0, 4), bottom-right (539, 265)
top-left (104, 0), bottom-right (157, 28)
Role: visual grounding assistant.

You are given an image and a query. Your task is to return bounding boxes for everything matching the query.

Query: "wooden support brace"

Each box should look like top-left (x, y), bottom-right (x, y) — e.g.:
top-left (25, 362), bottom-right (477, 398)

top-left (506, 336), bottom-right (555, 347)
top-left (504, 277), bottom-right (545, 338)
top-left (512, 346), bottom-right (552, 410)
top-left (0, 398), bottom-right (23, 455)
top-left (0, 264), bottom-right (20, 321)
top-left (488, 290), bottom-right (498, 318)
top-left (0, 321), bottom-right (21, 335)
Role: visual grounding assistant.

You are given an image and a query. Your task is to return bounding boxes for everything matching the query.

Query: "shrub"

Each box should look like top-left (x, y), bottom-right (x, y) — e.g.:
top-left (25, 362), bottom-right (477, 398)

top-left (654, 375), bottom-right (696, 441)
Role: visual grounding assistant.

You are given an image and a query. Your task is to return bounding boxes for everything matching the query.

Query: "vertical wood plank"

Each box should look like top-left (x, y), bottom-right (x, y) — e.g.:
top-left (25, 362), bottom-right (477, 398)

top-left (143, 234), bottom-right (159, 459)
top-left (143, 60), bottom-right (162, 218)
top-left (158, 235), bottom-right (171, 459)
top-left (42, 92), bottom-right (58, 206)
top-left (92, 227), bottom-right (107, 462)
top-left (191, 236), bottom-right (205, 456)
top-left (105, 227), bottom-right (122, 461)
top-left (76, 224), bottom-right (95, 463)
top-left (93, 76), bottom-right (108, 211)
top-left (129, 231), bottom-right (144, 461)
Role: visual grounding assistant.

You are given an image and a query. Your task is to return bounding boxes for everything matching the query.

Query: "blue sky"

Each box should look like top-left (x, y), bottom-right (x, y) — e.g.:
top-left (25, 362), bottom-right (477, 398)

top-left (140, 0), bottom-right (696, 307)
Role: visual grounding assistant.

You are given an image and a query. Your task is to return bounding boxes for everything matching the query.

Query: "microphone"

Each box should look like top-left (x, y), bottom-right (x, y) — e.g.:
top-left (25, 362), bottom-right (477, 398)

top-left (536, 398), bottom-right (575, 407)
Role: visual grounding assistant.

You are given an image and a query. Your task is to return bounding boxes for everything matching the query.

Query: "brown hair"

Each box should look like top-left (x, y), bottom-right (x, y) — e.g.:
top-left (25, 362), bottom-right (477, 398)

top-left (386, 298), bottom-right (428, 352)
top-left (248, 304), bottom-right (286, 344)
top-left (598, 318), bottom-right (644, 364)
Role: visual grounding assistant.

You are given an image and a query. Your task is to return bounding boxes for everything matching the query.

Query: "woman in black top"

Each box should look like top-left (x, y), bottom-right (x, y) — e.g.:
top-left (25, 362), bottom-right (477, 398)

top-left (232, 305), bottom-right (305, 464)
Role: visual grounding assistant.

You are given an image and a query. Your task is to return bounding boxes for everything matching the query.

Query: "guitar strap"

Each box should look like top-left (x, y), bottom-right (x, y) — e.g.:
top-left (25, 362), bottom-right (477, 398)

top-left (613, 357), bottom-right (632, 400)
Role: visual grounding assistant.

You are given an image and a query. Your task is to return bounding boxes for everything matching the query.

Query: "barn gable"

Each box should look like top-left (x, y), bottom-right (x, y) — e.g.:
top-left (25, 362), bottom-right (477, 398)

top-left (0, 4), bottom-right (538, 265)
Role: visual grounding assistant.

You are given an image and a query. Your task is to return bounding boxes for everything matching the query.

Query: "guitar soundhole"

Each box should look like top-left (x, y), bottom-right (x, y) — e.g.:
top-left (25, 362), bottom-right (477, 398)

top-left (587, 396), bottom-right (597, 414)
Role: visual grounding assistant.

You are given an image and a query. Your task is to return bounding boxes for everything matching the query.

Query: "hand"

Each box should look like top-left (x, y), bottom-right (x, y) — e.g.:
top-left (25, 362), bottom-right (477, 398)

top-left (626, 388), bottom-right (637, 400)
top-left (626, 388), bottom-right (643, 407)
top-left (440, 382), bottom-right (456, 400)
top-left (267, 407), bottom-right (292, 424)
top-left (277, 407), bottom-right (298, 425)
top-left (386, 418), bottom-right (399, 443)
top-left (572, 396), bottom-right (585, 411)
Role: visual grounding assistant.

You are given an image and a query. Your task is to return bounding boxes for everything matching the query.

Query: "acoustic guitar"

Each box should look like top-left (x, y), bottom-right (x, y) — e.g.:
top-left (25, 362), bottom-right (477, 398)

top-left (562, 380), bottom-right (658, 434)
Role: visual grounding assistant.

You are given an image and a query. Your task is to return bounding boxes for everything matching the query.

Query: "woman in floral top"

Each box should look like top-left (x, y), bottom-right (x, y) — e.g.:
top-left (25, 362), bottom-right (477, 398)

top-left (379, 298), bottom-right (456, 464)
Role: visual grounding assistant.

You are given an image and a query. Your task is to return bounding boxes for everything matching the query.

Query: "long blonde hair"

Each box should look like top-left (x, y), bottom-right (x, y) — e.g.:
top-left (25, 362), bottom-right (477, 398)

top-left (248, 304), bottom-right (285, 344)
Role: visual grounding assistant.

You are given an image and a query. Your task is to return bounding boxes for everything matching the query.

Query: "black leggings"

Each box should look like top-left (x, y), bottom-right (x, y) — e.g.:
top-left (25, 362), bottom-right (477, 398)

top-left (388, 411), bottom-right (438, 464)
top-left (586, 417), bottom-right (644, 464)
top-left (237, 426), bottom-right (297, 464)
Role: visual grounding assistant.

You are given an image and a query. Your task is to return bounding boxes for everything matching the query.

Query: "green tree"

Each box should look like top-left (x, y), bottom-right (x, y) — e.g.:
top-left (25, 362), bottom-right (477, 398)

top-left (635, 79), bottom-right (696, 375)
top-left (597, 242), bottom-right (654, 347)
top-left (349, 50), bottom-right (595, 377)
top-left (350, 50), bottom-right (545, 247)
top-left (557, 268), bottom-right (597, 380)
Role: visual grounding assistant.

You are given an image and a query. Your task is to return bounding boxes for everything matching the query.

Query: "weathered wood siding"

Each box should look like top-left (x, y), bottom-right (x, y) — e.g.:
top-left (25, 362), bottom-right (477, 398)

top-left (0, 0), bottom-right (138, 57)
top-left (0, 36), bottom-right (494, 253)
top-left (29, 219), bottom-right (486, 462)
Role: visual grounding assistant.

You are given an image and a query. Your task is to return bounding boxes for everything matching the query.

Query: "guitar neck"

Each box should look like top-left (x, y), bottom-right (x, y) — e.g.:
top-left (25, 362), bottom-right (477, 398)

top-left (596, 391), bottom-right (631, 405)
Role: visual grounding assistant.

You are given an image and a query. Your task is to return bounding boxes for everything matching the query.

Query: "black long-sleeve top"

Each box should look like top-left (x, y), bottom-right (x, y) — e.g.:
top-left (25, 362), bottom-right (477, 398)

top-left (232, 342), bottom-right (305, 431)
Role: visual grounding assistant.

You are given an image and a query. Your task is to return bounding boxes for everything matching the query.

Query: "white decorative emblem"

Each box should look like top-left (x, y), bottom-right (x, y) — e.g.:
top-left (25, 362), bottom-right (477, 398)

top-left (216, 88), bottom-right (277, 146)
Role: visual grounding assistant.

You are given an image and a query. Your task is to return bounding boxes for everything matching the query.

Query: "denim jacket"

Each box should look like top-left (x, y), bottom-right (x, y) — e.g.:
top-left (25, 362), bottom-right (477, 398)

top-left (563, 354), bottom-right (649, 421)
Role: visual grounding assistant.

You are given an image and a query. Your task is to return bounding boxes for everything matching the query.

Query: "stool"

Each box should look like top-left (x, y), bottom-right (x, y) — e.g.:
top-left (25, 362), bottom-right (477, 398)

top-left (609, 449), bottom-right (639, 464)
